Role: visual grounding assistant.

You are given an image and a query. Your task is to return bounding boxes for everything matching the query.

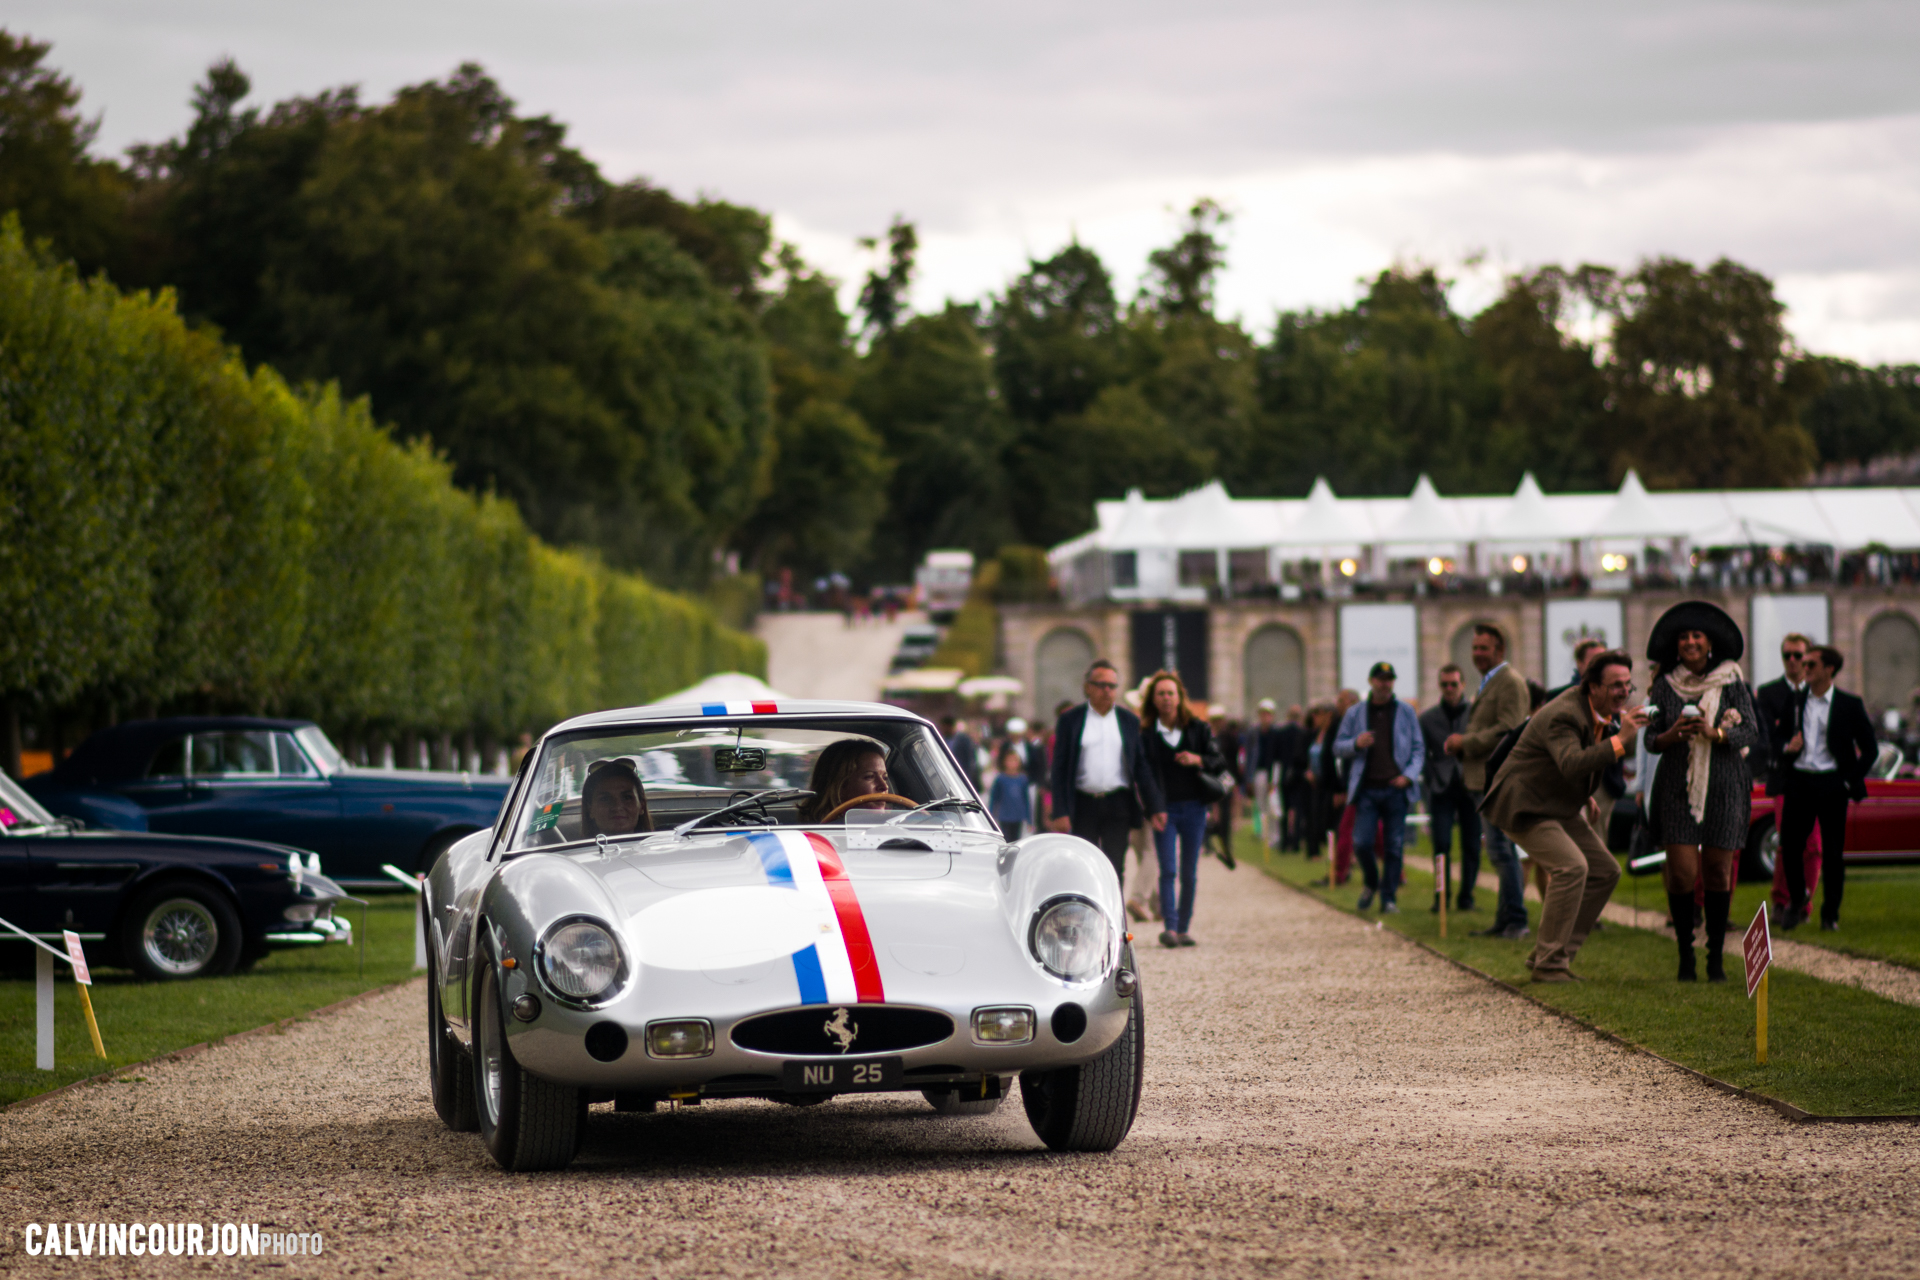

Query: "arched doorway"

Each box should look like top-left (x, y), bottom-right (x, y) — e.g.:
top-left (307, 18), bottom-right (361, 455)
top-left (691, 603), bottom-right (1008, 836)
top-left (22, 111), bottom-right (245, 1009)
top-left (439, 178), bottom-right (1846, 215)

top-left (1035, 627), bottom-right (1096, 722)
top-left (1243, 624), bottom-right (1305, 716)
top-left (1863, 612), bottom-right (1920, 718)
top-left (1450, 622), bottom-right (1483, 680)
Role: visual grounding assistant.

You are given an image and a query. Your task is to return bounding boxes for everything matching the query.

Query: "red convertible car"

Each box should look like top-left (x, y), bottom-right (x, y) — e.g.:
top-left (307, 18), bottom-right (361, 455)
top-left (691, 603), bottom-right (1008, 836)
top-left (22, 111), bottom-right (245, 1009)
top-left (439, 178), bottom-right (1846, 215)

top-left (1741, 744), bottom-right (1916, 879)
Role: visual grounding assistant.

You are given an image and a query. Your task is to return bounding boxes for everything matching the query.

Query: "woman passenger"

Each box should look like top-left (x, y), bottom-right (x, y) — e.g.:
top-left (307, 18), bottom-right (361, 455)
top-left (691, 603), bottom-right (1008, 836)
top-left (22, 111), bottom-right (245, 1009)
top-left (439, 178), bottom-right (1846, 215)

top-left (581, 758), bottom-right (651, 837)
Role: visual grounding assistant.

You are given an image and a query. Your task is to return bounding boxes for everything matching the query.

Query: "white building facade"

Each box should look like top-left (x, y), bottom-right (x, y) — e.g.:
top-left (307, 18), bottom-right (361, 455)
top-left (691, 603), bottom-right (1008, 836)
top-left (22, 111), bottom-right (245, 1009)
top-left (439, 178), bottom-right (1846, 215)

top-left (1003, 473), bottom-right (1920, 725)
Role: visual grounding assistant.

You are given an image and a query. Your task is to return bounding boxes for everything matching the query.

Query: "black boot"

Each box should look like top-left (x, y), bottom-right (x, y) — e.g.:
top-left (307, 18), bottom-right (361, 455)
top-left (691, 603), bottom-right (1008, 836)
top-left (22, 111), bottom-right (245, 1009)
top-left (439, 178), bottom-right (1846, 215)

top-left (1704, 890), bottom-right (1732, 983)
top-left (1668, 892), bottom-right (1697, 982)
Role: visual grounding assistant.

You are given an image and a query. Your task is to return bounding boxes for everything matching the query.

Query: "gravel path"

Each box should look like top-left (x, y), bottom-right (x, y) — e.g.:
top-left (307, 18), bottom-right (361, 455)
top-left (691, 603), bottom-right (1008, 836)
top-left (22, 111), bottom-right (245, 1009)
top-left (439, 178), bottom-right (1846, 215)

top-left (5, 861), bottom-right (1918, 1279)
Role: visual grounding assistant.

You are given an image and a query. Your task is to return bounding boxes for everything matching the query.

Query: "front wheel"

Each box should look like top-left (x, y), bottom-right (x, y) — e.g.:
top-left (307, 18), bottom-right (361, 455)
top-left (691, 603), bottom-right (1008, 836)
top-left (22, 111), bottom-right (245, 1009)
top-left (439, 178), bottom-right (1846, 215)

top-left (1019, 983), bottom-right (1145, 1152)
top-left (121, 883), bottom-right (242, 981)
top-left (426, 903), bottom-right (477, 1132)
top-left (1741, 817), bottom-right (1778, 883)
top-left (472, 946), bottom-right (581, 1170)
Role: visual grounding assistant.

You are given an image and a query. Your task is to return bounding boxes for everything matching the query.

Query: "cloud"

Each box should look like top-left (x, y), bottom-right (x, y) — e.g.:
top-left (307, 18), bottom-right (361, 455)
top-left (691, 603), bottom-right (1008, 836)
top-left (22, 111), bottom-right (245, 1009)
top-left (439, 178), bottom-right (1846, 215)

top-left (19, 0), bottom-right (1920, 357)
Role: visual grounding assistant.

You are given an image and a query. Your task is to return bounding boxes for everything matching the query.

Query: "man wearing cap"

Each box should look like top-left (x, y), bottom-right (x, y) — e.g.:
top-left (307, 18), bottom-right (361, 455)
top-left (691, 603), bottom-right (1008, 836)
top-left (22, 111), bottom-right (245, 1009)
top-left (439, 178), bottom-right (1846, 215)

top-left (1334, 662), bottom-right (1425, 913)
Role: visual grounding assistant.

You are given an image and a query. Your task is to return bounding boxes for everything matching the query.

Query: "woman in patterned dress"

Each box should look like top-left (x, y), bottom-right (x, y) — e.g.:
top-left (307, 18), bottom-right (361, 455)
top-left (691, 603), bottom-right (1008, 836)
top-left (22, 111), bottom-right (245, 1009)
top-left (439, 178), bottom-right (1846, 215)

top-left (1646, 602), bottom-right (1759, 983)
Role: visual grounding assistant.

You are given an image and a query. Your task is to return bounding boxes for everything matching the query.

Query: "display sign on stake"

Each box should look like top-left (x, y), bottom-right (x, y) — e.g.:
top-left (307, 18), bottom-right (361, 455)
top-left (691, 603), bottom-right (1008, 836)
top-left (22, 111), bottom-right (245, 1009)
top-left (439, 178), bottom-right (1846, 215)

top-left (1743, 902), bottom-right (1772, 1064)
top-left (63, 930), bottom-right (107, 1059)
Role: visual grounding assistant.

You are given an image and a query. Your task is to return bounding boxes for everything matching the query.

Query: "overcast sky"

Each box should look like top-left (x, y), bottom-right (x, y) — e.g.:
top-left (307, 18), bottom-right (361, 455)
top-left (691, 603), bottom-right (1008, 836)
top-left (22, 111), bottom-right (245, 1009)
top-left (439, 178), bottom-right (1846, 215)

top-left (19, 0), bottom-right (1920, 360)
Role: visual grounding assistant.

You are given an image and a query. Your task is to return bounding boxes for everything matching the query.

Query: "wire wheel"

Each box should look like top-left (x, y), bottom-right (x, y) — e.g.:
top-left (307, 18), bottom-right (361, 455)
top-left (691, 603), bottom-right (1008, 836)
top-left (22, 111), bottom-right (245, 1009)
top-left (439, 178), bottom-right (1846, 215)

top-left (141, 898), bottom-right (220, 976)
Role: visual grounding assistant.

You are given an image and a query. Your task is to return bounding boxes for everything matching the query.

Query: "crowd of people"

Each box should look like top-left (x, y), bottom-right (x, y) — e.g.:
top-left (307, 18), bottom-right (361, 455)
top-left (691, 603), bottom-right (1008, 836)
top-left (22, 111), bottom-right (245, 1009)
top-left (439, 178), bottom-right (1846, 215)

top-left (954, 598), bottom-right (1881, 982)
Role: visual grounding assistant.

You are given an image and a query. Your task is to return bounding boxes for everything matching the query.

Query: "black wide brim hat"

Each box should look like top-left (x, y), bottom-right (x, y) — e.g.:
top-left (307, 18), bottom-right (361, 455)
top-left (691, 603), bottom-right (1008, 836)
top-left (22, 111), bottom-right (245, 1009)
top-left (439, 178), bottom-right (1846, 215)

top-left (1646, 600), bottom-right (1744, 669)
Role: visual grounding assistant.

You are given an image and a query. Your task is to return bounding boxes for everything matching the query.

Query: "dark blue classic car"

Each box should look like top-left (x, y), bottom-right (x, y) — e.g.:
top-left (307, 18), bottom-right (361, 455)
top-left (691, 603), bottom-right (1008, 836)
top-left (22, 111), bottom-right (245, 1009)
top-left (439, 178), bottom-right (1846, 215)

top-left (2, 769), bottom-right (351, 980)
top-left (26, 718), bottom-right (513, 889)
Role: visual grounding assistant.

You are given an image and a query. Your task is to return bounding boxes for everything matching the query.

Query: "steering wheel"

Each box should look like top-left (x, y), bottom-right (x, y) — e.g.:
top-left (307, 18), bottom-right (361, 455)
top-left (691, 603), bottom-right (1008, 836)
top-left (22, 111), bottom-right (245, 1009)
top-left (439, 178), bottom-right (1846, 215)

top-left (819, 792), bottom-right (921, 823)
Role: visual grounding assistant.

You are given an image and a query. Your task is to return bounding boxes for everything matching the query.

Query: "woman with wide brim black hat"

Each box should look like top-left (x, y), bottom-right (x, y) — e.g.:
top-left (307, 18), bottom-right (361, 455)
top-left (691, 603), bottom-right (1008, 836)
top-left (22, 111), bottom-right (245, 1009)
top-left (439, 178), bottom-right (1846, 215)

top-left (1645, 601), bottom-right (1760, 982)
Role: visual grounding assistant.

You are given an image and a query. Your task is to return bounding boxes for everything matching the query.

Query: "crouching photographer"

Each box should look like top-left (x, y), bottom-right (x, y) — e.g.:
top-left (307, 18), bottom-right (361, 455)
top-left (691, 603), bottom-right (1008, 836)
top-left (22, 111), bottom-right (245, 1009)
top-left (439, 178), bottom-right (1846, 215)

top-left (1480, 651), bottom-right (1647, 982)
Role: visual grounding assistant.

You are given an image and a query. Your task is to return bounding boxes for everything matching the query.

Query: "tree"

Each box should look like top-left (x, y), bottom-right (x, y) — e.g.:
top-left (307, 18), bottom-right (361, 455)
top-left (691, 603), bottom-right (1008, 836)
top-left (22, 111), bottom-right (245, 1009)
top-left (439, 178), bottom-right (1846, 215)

top-left (737, 246), bottom-right (892, 576)
top-left (992, 242), bottom-right (1125, 426)
top-left (851, 304), bottom-right (1014, 577)
top-left (1250, 266), bottom-right (1496, 496)
top-left (124, 60), bottom-right (773, 584)
top-left (1140, 198), bottom-right (1229, 318)
top-left (856, 216), bottom-right (917, 341)
top-left (0, 30), bottom-right (126, 273)
top-left (1589, 257), bottom-right (1821, 488)
top-left (1470, 267), bottom-right (1611, 492)
top-left (1798, 358), bottom-right (1920, 467)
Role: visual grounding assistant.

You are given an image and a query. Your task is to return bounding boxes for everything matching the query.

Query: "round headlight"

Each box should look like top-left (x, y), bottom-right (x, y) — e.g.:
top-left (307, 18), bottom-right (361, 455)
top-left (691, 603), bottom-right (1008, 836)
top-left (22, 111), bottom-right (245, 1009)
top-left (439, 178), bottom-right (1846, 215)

top-left (539, 920), bottom-right (622, 1001)
top-left (1030, 897), bottom-right (1111, 982)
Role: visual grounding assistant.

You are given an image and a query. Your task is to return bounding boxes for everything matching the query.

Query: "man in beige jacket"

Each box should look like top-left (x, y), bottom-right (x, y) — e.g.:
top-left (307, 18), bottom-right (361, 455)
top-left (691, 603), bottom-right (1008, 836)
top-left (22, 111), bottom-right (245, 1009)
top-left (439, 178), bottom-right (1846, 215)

top-left (1445, 624), bottom-right (1532, 935)
top-left (1481, 650), bottom-right (1647, 980)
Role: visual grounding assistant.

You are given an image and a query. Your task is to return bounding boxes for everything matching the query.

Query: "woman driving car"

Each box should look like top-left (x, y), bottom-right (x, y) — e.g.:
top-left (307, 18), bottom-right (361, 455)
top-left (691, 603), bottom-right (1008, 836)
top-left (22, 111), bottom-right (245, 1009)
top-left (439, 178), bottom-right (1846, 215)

top-left (800, 739), bottom-right (895, 822)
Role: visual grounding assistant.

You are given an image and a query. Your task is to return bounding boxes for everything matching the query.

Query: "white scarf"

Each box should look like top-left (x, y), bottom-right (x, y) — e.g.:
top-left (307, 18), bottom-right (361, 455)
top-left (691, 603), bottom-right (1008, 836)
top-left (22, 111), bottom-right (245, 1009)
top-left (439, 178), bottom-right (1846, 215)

top-left (1661, 660), bottom-right (1744, 824)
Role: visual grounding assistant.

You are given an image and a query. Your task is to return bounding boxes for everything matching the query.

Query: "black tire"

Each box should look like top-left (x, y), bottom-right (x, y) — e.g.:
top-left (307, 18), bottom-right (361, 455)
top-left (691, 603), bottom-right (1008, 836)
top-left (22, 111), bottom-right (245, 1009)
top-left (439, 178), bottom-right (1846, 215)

top-left (1741, 817), bottom-right (1778, 883)
top-left (427, 902), bottom-right (478, 1132)
top-left (1020, 980), bottom-right (1145, 1152)
top-left (472, 945), bottom-right (580, 1170)
top-left (120, 882), bottom-right (242, 981)
top-left (922, 1086), bottom-right (1003, 1116)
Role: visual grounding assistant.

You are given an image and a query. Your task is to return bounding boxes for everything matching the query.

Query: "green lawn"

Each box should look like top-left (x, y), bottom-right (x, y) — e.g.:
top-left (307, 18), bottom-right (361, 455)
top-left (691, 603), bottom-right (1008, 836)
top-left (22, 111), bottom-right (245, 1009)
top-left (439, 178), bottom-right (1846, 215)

top-left (1726, 867), bottom-right (1920, 970)
top-left (1, 894), bottom-right (419, 1107)
top-left (1241, 831), bottom-right (1920, 1117)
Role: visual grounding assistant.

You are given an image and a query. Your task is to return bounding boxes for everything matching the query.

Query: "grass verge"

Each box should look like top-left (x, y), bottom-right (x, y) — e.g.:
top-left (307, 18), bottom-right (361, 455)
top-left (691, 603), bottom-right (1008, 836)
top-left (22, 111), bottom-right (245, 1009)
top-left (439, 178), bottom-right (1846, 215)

top-left (1, 894), bottom-right (418, 1107)
top-left (1726, 867), bottom-right (1920, 971)
top-left (1240, 831), bottom-right (1920, 1117)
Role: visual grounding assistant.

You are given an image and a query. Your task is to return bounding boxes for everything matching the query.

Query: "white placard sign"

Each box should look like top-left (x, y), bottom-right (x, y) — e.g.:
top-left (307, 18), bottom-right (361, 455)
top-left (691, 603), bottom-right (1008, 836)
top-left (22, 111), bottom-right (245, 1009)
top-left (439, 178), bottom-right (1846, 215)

top-left (1339, 603), bottom-right (1419, 696)
top-left (1750, 595), bottom-right (1829, 684)
top-left (1544, 600), bottom-right (1624, 687)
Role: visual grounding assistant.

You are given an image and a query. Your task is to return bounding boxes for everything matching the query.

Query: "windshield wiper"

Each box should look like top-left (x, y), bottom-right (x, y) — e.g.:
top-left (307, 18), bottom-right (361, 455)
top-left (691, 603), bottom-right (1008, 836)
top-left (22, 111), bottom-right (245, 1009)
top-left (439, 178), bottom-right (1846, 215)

top-left (883, 794), bottom-right (984, 823)
top-left (673, 788), bottom-right (814, 838)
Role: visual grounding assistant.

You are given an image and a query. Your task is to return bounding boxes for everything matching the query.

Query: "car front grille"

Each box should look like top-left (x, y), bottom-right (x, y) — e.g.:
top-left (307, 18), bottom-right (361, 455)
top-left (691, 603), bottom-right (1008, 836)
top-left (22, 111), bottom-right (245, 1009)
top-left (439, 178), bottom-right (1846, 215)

top-left (730, 1004), bottom-right (955, 1056)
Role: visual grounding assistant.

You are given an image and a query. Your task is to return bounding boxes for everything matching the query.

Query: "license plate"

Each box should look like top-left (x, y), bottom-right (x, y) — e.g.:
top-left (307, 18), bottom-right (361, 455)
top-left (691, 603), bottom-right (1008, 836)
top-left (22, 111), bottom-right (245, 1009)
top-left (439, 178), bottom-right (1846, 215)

top-left (781, 1057), bottom-right (902, 1093)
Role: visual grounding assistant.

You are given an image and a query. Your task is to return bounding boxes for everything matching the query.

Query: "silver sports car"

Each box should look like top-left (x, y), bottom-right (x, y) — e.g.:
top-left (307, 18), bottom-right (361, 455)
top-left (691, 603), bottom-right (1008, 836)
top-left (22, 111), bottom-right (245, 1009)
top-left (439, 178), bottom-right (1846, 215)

top-left (423, 699), bottom-right (1144, 1171)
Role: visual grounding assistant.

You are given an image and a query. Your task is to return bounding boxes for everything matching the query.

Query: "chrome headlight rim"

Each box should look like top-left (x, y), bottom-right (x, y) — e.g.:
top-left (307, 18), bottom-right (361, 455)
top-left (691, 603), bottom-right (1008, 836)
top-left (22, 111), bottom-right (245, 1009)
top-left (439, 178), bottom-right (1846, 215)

top-left (1026, 894), bottom-right (1114, 984)
top-left (532, 914), bottom-right (629, 1009)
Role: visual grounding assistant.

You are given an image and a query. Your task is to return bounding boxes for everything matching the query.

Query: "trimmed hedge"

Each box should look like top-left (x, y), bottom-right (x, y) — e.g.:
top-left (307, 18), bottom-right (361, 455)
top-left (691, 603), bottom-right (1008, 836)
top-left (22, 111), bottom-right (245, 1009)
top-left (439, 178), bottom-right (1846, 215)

top-left (0, 218), bottom-right (762, 752)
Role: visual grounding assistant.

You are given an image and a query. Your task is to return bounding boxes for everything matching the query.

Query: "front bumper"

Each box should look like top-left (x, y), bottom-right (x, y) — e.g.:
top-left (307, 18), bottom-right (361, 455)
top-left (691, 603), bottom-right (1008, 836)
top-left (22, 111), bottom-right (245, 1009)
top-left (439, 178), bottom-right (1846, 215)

top-left (500, 977), bottom-right (1133, 1099)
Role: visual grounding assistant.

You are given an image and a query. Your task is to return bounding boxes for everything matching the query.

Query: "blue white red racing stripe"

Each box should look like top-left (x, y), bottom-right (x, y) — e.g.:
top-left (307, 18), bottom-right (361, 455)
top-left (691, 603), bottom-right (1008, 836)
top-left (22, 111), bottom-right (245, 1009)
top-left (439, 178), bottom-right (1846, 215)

top-left (701, 701), bottom-right (779, 715)
top-left (747, 830), bottom-right (885, 1005)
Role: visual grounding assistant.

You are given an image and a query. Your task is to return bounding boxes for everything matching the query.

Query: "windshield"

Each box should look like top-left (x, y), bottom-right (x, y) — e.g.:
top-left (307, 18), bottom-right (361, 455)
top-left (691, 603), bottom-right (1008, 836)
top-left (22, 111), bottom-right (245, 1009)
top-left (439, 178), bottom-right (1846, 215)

top-left (295, 726), bottom-right (344, 775)
top-left (508, 716), bottom-right (990, 850)
top-left (0, 771), bottom-right (59, 832)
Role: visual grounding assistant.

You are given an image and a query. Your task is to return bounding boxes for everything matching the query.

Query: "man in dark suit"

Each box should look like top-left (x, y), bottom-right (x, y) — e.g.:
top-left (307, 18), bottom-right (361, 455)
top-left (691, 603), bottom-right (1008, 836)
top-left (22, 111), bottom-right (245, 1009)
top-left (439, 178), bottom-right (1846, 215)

top-left (1778, 645), bottom-right (1878, 931)
top-left (1271, 706), bottom-right (1304, 850)
top-left (1756, 632), bottom-right (1811, 794)
top-left (1049, 659), bottom-right (1166, 881)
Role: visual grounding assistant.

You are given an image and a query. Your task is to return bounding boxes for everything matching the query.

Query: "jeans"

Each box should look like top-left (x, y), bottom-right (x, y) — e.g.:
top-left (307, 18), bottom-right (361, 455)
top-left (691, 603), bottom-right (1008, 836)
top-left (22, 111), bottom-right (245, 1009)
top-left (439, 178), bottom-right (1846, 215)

top-left (1154, 799), bottom-right (1210, 933)
top-left (1475, 790), bottom-right (1527, 931)
top-left (1350, 785), bottom-right (1410, 904)
top-left (1430, 782), bottom-right (1482, 907)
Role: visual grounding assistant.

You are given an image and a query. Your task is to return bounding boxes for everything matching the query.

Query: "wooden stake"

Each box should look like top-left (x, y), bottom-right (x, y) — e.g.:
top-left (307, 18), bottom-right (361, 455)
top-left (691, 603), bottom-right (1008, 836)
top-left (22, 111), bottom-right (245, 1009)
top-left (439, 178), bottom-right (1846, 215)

top-left (75, 982), bottom-right (106, 1059)
top-left (1435, 851), bottom-right (1448, 938)
top-left (1757, 969), bottom-right (1769, 1065)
